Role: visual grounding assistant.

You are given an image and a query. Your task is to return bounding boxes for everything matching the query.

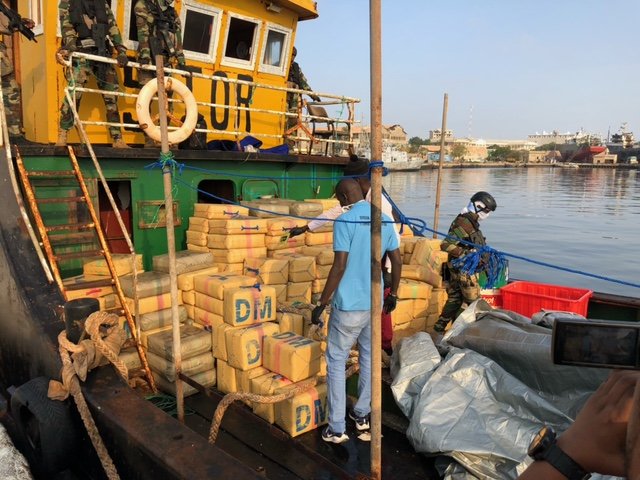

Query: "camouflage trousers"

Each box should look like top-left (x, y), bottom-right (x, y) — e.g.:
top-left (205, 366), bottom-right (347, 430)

top-left (440, 268), bottom-right (481, 321)
top-left (59, 56), bottom-right (123, 139)
top-left (1, 43), bottom-right (23, 136)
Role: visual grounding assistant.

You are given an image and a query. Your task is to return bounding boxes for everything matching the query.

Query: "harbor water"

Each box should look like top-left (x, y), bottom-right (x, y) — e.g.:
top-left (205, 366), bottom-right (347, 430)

top-left (384, 167), bottom-right (640, 298)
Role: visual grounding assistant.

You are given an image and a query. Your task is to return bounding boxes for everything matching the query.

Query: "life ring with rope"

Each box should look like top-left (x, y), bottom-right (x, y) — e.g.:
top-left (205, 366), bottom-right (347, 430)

top-left (136, 77), bottom-right (198, 144)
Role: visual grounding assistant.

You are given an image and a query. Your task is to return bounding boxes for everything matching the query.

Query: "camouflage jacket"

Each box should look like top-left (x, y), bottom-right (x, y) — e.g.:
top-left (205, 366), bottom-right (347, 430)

top-left (134, 0), bottom-right (185, 66)
top-left (440, 212), bottom-right (486, 260)
top-left (59, 0), bottom-right (125, 53)
top-left (288, 61), bottom-right (311, 91)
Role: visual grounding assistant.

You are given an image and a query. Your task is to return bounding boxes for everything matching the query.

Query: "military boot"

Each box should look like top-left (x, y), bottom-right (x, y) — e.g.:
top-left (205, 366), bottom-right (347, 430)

top-left (433, 317), bottom-right (450, 334)
top-left (112, 136), bottom-right (130, 149)
top-left (55, 129), bottom-right (68, 147)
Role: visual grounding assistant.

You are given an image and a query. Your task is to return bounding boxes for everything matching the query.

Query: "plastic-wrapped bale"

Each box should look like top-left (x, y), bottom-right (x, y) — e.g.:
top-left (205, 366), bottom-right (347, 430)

top-left (226, 321), bottom-right (280, 370)
top-left (287, 282), bottom-right (312, 303)
top-left (207, 233), bottom-right (266, 250)
top-left (83, 254), bottom-right (143, 277)
top-left (413, 298), bottom-right (429, 319)
top-left (188, 216), bottom-right (209, 233)
top-left (147, 350), bottom-right (214, 382)
top-left (277, 312), bottom-right (304, 336)
top-left (97, 294), bottom-right (120, 310)
top-left (154, 369), bottom-right (216, 397)
top-left (251, 372), bottom-right (293, 423)
top-left (187, 244), bottom-right (209, 253)
top-left (64, 273), bottom-right (114, 300)
top-left (304, 231), bottom-right (333, 246)
top-left (140, 325), bottom-right (172, 348)
top-left (392, 299), bottom-right (415, 329)
top-left (300, 246), bottom-right (334, 265)
top-left (402, 264), bottom-right (443, 288)
top-left (242, 200), bottom-right (290, 218)
top-left (186, 230), bottom-right (208, 247)
top-left (273, 284), bottom-right (287, 304)
top-left (409, 238), bottom-right (442, 265)
top-left (273, 253), bottom-right (316, 282)
top-left (312, 278), bottom-right (326, 294)
top-left (212, 323), bottom-right (234, 360)
top-left (267, 247), bottom-right (301, 257)
top-left (217, 359), bottom-right (237, 393)
top-left (222, 285), bottom-right (277, 326)
top-left (194, 292), bottom-right (223, 316)
top-left (194, 306), bottom-right (223, 330)
top-left (236, 366), bottom-right (270, 405)
top-left (266, 217), bottom-right (308, 235)
top-left (401, 237), bottom-right (420, 254)
top-left (139, 305), bottom-right (188, 331)
top-left (304, 198), bottom-right (340, 210)
top-left (217, 263), bottom-right (244, 273)
top-left (289, 201), bottom-right (323, 217)
top-left (193, 203), bottom-right (249, 219)
top-left (118, 346), bottom-right (142, 371)
top-left (429, 288), bottom-right (448, 316)
top-left (208, 216), bottom-right (269, 235)
top-left (153, 250), bottom-right (215, 275)
top-left (194, 273), bottom-right (255, 300)
top-left (244, 257), bottom-right (289, 285)
top-left (397, 279), bottom-right (433, 300)
top-left (185, 304), bottom-right (195, 320)
top-left (125, 292), bottom-right (180, 315)
top-left (315, 264), bottom-right (332, 279)
top-left (263, 332), bottom-right (321, 382)
top-left (120, 271), bottom-right (171, 298)
top-left (210, 247), bottom-right (268, 264)
top-left (275, 382), bottom-right (328, 437)
top-left (147, 324), bottom-right (212, 361)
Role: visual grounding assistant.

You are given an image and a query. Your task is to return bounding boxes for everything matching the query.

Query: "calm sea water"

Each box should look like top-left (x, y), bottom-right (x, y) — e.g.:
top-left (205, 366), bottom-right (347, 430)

top-left (383, 167), bottom-right (640, 298)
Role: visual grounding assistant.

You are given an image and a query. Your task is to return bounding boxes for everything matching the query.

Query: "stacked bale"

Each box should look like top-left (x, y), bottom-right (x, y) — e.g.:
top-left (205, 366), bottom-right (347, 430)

top-left (272, 252), bottom-right (316, 304)
top-left (208, 216), bottom-right (268, 273)
top-left (78, 253), bottom-right (143, 311)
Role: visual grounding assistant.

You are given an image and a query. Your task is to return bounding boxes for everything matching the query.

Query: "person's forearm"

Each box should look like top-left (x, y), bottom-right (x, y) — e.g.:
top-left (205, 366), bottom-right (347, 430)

top-left (518, 461), bottom-right (568, 480)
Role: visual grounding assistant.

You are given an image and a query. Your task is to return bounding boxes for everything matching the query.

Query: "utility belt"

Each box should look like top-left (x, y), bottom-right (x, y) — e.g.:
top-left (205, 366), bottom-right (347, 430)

top-left (77, 38), bottom-right (111, 56)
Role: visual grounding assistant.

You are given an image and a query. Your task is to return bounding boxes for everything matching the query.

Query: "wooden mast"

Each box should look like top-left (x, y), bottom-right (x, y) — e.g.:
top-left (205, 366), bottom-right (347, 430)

top-left (433, 93), bottom-right (448, 238)
top-left (155, 55), bottom-right (185, 422)
top-left (369, 0), bottom-right (383, 477)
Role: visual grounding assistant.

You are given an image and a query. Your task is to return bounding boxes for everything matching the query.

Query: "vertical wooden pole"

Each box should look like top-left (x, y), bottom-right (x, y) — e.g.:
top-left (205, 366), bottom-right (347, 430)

top-left (156, 55), bottom-right (184, 422)
top-left (369, 1), bottom-right (382, 478)
top-left (433, 93), bottom-right (448, 238)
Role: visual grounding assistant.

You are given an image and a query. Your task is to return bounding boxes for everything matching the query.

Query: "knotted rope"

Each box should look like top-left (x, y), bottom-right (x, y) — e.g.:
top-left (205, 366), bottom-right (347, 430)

top-left (48, 311), bottom-right (129, 480)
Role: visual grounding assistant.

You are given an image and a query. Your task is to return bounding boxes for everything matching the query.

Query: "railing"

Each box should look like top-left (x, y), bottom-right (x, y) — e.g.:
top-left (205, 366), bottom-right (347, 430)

top-left (63, 52), bottom-right (360, 154)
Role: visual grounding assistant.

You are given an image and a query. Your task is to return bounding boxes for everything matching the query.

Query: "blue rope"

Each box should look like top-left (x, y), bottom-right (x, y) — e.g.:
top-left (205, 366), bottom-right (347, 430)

top-left (451, 246), bottom-right (508, 289)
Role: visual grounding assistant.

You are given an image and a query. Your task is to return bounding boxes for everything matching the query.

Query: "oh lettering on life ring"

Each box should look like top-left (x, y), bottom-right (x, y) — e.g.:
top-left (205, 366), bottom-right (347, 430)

top-left (136, 77), bottom-right (198, 144)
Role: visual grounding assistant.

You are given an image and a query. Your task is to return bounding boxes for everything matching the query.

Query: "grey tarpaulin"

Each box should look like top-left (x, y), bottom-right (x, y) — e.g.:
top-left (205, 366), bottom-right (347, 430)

top-left (392, 299), bottom-right (618, 480)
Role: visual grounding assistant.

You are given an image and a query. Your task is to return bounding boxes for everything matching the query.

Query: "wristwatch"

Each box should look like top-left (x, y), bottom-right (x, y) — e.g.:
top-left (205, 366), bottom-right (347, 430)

top-left (527, 426), bottom-right (591, 480)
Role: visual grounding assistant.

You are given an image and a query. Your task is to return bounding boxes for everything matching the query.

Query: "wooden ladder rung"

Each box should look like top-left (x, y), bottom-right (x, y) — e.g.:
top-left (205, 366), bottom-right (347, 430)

top-left (54, 250), bottom-right (103, 262)
top-left (45, 222), bottom-right (95, 232)
top-left (25, 170), bottom-right (76, 177)
top-left (63, 278), bottom-right (115, 291)
top-left (38, 196), bottom-right (86, 204)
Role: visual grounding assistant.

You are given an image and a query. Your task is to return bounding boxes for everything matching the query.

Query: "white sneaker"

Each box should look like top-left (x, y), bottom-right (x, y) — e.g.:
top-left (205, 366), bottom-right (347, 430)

top-left (321, 426), bottom-right (349, 444)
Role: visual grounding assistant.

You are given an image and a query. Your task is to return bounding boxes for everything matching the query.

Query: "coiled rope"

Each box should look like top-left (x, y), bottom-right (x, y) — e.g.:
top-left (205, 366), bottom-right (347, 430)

top-left (48, 311), bottom-right (129, 480)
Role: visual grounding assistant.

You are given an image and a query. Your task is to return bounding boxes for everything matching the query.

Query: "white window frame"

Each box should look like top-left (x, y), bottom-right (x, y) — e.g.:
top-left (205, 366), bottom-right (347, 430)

top-left (258, 22), bottom-right (291, 76)
top-left (122, 0), bottom-right (138, 51)
top-left (180, 0), bottom-right (221, 63)
top-left (220, 12), bottom-right (261, 71)
top-left (28, 0), bottom-right (44, 36)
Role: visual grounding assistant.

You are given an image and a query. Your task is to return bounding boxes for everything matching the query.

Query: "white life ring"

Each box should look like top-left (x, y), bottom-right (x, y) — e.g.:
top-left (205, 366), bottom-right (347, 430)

top-left (136, 77), bottom-right (198, 144)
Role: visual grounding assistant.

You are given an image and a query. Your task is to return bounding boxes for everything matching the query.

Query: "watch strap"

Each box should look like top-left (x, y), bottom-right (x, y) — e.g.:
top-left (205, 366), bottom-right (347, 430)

top-left (544, 443), bottom-right (591, 480)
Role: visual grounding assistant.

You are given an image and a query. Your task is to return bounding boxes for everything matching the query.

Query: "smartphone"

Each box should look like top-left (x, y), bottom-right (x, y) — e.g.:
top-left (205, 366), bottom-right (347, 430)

top-left (552, 318), bottom-right (640, 369)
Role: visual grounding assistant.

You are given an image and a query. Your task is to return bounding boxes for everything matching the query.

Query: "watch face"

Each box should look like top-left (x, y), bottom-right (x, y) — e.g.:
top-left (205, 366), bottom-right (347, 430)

top-left (528, 426), bottom-right (554, 458)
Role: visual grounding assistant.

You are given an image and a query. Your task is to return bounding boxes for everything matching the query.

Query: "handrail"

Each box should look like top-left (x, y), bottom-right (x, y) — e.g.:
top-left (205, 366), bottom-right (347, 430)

top-left (64, 52), bottom-right (360, 153)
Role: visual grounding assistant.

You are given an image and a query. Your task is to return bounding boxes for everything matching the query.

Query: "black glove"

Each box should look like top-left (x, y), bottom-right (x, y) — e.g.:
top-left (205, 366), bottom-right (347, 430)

top-left (310, 95), bottom-right (321, 102)
top-left (116, 51), bottom-right (129, 68)
top-left (288, 226), bottom-right (308, 238)
top-left (311, 304), bottom-right (326, 326)
top-left (383, 294), bottom-right (397, 314)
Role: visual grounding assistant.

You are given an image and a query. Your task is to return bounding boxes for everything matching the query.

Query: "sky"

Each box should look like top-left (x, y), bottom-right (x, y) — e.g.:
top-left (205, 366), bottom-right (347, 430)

top-left (294, 0), bottom-right (640, 141)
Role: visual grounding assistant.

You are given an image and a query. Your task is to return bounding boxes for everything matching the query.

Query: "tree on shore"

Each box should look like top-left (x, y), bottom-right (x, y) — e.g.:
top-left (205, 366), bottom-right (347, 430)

top-left (488, 145), bottom-right (521, 162)
top-left (408, 136), bottom-right (430, 153)
top-left (451, 144), bottom-right (468, 161)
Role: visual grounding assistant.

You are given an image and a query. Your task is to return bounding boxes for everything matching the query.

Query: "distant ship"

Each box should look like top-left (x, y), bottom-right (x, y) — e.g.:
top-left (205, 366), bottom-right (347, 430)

top-left (359, 143), bottom-right (425, 171)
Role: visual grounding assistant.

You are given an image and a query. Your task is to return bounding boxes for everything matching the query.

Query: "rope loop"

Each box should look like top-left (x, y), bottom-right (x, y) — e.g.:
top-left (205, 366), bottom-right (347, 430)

top-left (368, 160), bottom-right (389, 177)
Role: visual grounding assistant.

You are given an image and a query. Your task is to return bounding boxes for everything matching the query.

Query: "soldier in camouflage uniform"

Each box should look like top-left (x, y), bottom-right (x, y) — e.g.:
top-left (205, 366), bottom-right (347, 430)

top-left (56, 0), bottom-right (130, 148)
top-left (0, 8), bottom-right (34, 143)
top-left (134, 0), bottom-right (185, 86)
top-left (434, 191), bottom-right (497, 333)
top-left (286, 46), bottom-right (320, 132)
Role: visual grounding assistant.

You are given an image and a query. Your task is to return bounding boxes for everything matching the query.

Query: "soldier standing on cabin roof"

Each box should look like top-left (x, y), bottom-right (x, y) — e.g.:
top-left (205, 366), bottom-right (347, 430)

top-left (134, 0), bottom-right (185, 85)
top-left (286, 46), bottom-right (320, 133)
top-left (56, 0), bottom-right (130, 148)
top-left (0, 6), bottom-right (35, 144)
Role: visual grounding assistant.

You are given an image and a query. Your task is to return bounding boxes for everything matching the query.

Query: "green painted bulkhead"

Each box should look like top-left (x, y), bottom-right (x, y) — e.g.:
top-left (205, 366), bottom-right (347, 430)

top-left (22, 150), bottom-right (344, 276)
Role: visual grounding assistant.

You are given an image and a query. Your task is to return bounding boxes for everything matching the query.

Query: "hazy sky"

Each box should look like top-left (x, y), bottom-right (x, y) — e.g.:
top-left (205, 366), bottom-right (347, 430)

top-left (294, 1), bottom-right (640, 140)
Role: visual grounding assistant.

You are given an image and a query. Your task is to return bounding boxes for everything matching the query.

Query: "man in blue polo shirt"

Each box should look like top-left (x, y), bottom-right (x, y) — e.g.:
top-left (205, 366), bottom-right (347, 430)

top-left (312, 179), bottom-right (402, 443)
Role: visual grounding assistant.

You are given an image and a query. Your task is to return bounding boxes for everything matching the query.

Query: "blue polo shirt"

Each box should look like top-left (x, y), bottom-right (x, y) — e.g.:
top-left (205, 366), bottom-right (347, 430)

top-left (332, 200), bottom-right (399, 311)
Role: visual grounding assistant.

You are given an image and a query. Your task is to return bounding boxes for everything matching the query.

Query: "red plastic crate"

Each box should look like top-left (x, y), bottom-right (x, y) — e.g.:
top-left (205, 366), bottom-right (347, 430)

top-left (500, 281), bottom-right (592, 318)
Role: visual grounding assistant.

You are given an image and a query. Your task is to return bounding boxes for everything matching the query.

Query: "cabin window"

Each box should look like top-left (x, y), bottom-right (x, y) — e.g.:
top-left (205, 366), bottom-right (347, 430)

top-left (123, 0), bottom-right (138, 49)
top-left (221, 14), bottom-right (260, 70)
top-left (180, 1), bottom-right (222, 62)
top-left (28, 0), bottom-right (44, 37)
top-left (258, 23), bottom-right (291, 76)
top-left (197, 180), bottom-right (236, 204)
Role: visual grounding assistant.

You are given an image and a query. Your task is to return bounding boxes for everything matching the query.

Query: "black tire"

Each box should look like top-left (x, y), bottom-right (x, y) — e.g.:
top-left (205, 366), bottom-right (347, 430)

top-left (10, 377), bottom-right (78, 476)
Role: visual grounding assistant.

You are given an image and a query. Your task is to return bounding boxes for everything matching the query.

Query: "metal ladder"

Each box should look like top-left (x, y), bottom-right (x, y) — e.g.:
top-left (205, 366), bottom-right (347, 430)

top-left (14, 146), bottom-right (156, 391)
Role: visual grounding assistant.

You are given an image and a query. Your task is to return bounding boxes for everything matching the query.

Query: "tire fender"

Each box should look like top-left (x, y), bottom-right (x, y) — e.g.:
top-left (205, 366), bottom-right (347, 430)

top-left (136, 77), bottom-right (199, 144)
